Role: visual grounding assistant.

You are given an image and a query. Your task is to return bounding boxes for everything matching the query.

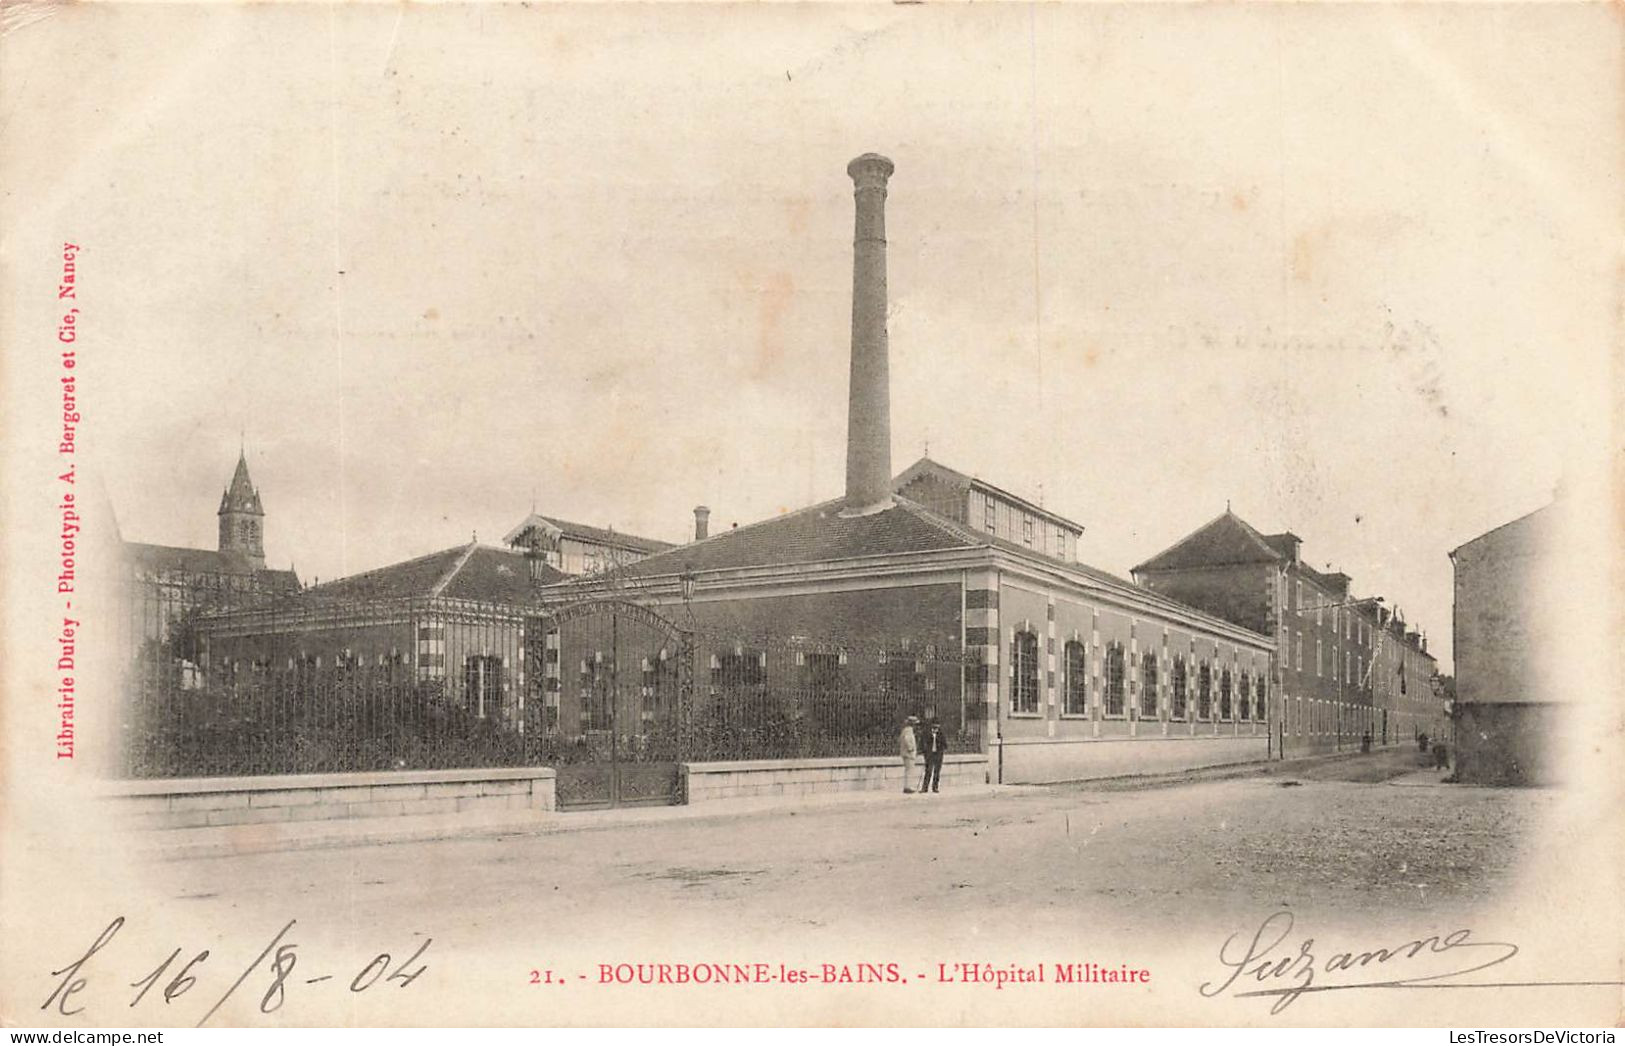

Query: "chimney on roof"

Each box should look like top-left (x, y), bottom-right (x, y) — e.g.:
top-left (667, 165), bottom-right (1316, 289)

top-left (841, 153), bottom-right (896, 516)
top-left (693, 505), bottom-right (710, 542)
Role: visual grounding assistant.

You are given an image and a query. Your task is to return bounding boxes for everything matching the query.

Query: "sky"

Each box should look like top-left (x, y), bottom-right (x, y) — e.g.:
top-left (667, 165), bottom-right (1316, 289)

top-left (8, 3), bottom-right (1620, 672)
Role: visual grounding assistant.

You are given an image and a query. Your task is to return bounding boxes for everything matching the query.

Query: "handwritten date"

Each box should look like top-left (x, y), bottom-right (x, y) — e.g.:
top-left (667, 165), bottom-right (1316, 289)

top-left (41, 916), bottom-right (431, 1026)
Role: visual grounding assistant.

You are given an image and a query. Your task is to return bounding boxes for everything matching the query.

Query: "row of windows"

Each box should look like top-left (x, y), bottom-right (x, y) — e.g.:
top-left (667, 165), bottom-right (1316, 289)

top-left (217, 650), bottom-right (410, 672)
top-left (981, 498), bottom-right (1072, 558)
top-left (1286, 697), bottom-right (1389, 739)
top-left (1012, 633), bottom-right (1268, 722)
top-left (1288, 632), bottom-right (1368, 684)
top-left (1283, 577), bottom-right (1378, 648)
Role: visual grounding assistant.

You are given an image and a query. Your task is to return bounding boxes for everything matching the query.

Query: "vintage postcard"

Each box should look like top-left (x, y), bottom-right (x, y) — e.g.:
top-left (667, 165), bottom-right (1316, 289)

top-left (2, 1), bottom-right (1621, 1029)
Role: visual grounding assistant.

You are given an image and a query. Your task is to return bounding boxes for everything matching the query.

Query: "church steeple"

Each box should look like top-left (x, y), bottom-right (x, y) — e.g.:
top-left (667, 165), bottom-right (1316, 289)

top-left (218, 450), bottom-right (266, 568)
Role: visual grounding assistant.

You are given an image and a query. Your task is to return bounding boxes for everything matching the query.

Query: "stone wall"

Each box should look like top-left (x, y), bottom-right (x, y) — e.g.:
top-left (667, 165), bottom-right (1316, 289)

top-left (996, 734), bottom-right (1268, 784)
top-left (683, 754), bottom-right (988, 803)
top-left (107, 767), bottom-right (557, 831)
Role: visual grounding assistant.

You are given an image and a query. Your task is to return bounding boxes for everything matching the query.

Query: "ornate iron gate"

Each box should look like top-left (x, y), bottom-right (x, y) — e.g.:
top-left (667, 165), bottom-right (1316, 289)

top-left (529, 600), bottom-right (690, 810)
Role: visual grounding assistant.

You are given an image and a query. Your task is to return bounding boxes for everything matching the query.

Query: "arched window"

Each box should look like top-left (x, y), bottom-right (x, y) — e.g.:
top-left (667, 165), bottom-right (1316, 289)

top-left (1219, 668), bottom-right (1233, 719)
top-left (1104, 642), bottom-right (1126, 717)
top-left (1011, 630), bottom-right (1040, 715)
top-left (1197, 662), bottom-right (1212, 720)
top-left (1139, 652), bottom-right (1159, 718)
top-left (1238, 672), bottom-right (1251, 720)
top-left (1062, 640), bottom-right (1087, 716)
top-left (1171, 656), bottom-right (1188, 720)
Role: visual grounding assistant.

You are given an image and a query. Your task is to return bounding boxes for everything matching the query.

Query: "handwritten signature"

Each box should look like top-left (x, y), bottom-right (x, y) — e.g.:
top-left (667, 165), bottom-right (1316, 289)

top-left (41, 916), bottom-right (431, 1026)
top-left (1201, 911), bottom-right (1518, 1014)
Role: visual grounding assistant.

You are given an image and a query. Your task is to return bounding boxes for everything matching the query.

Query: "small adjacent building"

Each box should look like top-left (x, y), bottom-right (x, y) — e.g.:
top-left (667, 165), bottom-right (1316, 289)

top-left (1449, 502), bottom-right (1564, 785)
top-left (1133, 510), bottom-right (1444, 756)
top-left (502, 514), bottom-right (673, 575)
top-left (200, 540), bottom-right (570, 726)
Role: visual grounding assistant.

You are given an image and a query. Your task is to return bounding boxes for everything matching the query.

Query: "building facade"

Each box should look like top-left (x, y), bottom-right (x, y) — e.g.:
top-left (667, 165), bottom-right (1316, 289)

top-left (1449, 503), bottom-right (1564, 785)
top-left (555, 154), bottom-right (1277, 785)
top-left (199, 541), bottom-right (570, 726)
top-left (1133, 511), bottom-right (1444, 756)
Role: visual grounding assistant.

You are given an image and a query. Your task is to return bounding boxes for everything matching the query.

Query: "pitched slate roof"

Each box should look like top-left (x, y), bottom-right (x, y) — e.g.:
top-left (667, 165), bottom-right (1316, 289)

top-left (501, 513), bottom-right (673, 555)
top-left (300, 542), bottom-right (567, 604)
top-left (124, 541), bottom-right (299, 590)
top-left (1448, 502), bottom-right (1553, 558)
top-left (603, 484), bottom-right (1133, 588)
top-left (611, 496), bottom-right (979, 577)
top-left (892, 456), bottom-right (1084, 534)
top-left (1132, 511), bottom-right (1287, 573)
top-left (218, 452), bottom-right (264, 515)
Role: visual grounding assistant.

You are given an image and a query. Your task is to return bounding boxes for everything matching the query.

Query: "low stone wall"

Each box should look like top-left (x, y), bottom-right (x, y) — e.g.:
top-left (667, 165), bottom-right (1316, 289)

top-left (106, 767), bottom-right (557, 831)
top-left (996, 735), bottom-right (1268, 784)
top-left (683, 754), bottom-right (988, 803)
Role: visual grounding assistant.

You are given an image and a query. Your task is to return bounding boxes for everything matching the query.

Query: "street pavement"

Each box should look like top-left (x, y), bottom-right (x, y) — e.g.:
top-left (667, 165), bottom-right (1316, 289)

top-left (23, 746), bottom-right (1600, 1027)
top-left (151, 748), bottom-right (1544, 941)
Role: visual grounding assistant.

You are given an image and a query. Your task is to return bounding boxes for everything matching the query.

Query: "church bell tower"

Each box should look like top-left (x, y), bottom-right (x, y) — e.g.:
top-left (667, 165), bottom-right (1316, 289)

top-left (218, 450), bottom-right (266, 568)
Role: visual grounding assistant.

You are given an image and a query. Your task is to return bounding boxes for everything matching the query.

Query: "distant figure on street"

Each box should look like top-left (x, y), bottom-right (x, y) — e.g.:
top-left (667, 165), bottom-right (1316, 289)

top-left (919, 718), bottom-right (948, 793)
top-left (899, 715), bottom-right (920, 794)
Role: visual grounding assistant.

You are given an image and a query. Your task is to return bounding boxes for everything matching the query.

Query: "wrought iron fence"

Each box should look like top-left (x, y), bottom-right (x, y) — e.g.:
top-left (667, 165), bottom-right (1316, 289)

top-left (118, 585), bottom-right (983, 778)
top-left (682, 628), bottom-right (981, 761)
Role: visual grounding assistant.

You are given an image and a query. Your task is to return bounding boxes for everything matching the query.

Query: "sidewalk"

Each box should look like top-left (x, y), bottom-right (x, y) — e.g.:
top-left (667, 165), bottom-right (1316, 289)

top-left (137, 747), bottom-right (1427, 861)
top-left (139, 781), bottom-right (1006, 861)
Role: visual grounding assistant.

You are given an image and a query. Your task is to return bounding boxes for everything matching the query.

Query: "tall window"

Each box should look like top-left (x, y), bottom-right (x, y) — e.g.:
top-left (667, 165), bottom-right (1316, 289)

top-left (1238, 673), bottom-right (1251, 720)
top-left (984, 500), bottom-right (996, 533)
top-left (714, 650), bottom-right (766, 689)
top-left (1139, 652), bottom-right (1159, 718)
top-left (1062, 640), bottom-right (1087, 716)
top-left (1219, 668), bottom-right (1233, 719)
top-left (1197, 662), bottom-right (1212, 720)
top-left (1011, 630), bottom-right (1039, 715)
top-left (1023, 517), bottom-right (1035, 547)
top-left (1104, 642), bottom-right (1126, 717)
top-left (803, 651), bottom-right (843, 692)
top-left (465, 654), bottom-right (503, 719)
top-left (1255, 678), bottom-right (1268, 721)
top-left (1294, 634), bottom-right (1303, 671)
top-left (1171, 656), bottom-right (1188, 720)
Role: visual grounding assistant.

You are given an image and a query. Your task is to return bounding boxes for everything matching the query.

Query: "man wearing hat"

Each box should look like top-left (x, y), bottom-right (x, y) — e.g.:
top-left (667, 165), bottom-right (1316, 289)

top-left (919, 716), bottom-right (948, 793)
top-left (898, 716), bottom-right (920, 794)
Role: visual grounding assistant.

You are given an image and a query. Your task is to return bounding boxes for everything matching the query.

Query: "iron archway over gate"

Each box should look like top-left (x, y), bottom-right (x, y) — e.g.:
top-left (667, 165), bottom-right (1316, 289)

top-left (528, 599), bottom-right (691, 810)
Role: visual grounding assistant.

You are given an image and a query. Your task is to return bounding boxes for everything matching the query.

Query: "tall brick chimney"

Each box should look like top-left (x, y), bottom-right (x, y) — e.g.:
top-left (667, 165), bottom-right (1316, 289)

top-left (693, 505), bottom-right (710, 541)
top-left (841, 152), bottom-right (896, 516)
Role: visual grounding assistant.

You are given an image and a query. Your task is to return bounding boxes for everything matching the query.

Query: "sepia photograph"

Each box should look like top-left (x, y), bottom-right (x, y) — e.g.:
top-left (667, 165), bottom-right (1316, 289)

top-left (1, 1), bottom-right (1620, 1030)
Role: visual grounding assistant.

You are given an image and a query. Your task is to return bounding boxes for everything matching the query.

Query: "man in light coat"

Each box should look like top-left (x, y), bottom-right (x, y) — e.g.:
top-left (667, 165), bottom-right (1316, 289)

top-left (899, 715), bottom-right (920, 794)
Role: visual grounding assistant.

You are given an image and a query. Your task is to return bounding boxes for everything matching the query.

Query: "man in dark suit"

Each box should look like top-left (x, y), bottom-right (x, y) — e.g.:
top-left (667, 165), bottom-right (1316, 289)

top-left (919, 717), bottom-right (948, 793)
